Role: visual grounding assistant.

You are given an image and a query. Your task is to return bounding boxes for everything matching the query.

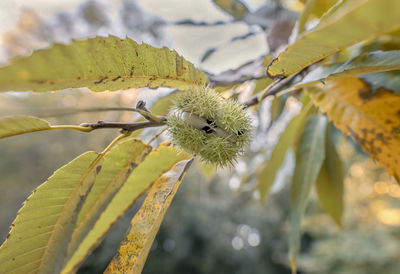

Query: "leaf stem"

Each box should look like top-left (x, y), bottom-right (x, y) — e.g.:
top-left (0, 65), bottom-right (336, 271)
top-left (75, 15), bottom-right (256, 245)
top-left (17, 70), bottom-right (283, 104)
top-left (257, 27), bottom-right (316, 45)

top-left (146, 127), bottom-right (168, 146)
top-left (100, 133), bottom-right (131, 156)
top-left (135, 100), bottom-right (167, 123)
top-left (50, 125), bottom-right (94, 132)
top-left (244, 72), bottom-right (299, 107)
top-left (244, 65), bottom-right (315, 108)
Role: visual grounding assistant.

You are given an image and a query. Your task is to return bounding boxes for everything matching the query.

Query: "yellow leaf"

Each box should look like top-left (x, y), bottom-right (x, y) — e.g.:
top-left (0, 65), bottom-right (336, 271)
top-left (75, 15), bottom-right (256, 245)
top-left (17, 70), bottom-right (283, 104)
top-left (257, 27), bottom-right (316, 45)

top-left (104, 159), bottom-right (193, 274)
top-left (267, 0), bottom-right (400, 78)
top-left (0, 36), bottom-right (207, 92)
top-left (308, 77), bottom-right (400, 182)
top-left (0, 116), bottom-right (50, 138)
top-left (61, 144), bottom-right (191, 274)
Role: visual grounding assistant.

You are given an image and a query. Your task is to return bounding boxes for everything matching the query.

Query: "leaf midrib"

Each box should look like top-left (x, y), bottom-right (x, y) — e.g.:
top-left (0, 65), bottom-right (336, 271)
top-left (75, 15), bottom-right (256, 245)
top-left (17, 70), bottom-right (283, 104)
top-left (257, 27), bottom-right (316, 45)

top-left (35, 154), bottom-right (103, 273)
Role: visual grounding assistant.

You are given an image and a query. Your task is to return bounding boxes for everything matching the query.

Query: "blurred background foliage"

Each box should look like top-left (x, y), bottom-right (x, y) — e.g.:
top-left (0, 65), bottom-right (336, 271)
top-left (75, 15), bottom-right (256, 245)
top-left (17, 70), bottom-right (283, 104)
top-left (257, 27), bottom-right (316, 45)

top-left (0, 0), bottom-right (399, 273)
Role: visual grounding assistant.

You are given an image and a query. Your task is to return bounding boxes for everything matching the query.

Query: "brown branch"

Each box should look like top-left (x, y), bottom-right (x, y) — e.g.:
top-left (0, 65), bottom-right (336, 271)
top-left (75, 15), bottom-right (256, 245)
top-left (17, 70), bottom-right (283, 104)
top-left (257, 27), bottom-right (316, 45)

top-left (80, 120), bottom-right (167, 132)
top-left (77, 100), bottom-right (168, 132)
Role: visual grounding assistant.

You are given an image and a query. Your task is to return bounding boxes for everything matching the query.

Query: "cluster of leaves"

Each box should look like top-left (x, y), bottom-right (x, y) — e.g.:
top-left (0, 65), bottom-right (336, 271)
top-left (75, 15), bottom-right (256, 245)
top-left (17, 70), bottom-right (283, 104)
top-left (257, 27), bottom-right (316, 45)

top-left (0, 0), bottom-right (399, 273)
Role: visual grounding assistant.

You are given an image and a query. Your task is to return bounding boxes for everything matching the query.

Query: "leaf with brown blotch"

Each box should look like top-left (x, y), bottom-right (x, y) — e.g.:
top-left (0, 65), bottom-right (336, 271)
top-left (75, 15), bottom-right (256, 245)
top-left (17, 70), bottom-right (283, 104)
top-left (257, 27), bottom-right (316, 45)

top-left (104, 158), bottom-right (193, 274)
top-left (66, 139), bottom-right (152, 260)
top-left (308, 76), bottom-right (400, 183)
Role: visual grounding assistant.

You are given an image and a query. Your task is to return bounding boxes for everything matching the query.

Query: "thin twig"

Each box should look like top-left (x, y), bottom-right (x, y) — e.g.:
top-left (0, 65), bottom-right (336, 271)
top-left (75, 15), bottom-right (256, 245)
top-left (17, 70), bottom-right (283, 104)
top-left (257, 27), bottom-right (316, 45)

top-left (135, 100), bottom-right (166, 123)
top-left (172, 19), bottom-right (231, 26)
top-left (77, 100), bottom-right (168, 132)
top-left (208, 75), bottom-right (270, 88)
top-left (79, 120), bottom-right (167, 132)
top-left (243, 67), bottom-right (310, 107)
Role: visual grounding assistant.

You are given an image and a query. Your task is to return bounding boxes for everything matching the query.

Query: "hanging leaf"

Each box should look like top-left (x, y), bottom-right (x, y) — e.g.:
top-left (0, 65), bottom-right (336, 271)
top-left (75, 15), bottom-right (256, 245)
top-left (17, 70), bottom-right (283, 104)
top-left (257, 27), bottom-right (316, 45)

top-left (104, 158), bottom-right (193, 274)
top-left (0, 116), bottom-right (51, 138)
top-left (61, 144), bottom-right (191, 274)
top-left (0, 151), bottom-right (103, 274)
top-left (269, 96), bottom-right (286, 124)
top-left (150, 91), bottom-right (180, 116)
top-left (297, 51), bottom-right (400, 89)
top-left (361, 71), bottom-right (400, 95)
top-left (201, 48), bottom-right (217, 63)
top-left (252, 77), bottom-right (274, 96)
top-left (212, 0), bottom-right (249, 19)
top-left (297, 0), bottom-right (338, 33)
top-left (316, 124), bottom-right (345, 226)
top-left (288, 114), bottom-right (328, 273)
top-left (257, 96), bottom-right (313, 202)
top-left (267, 0), bottom-right (400, 78)
top-left (0, 36), bottom-right (207, 92)
top-left (198, 160), bottom-right (217, 181)
top-left (66, 139), bottom-right (152, 259)
top-left (308, 76), bottom-right (400, 182)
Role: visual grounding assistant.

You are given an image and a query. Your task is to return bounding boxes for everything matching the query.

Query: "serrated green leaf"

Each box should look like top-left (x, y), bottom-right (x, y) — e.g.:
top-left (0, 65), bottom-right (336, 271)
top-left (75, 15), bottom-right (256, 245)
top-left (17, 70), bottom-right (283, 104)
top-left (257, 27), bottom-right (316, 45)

top-left (0, 151), bottom-right (103, 274)
top-left (316, 124), bottom-right (344, 226)
top-left (288, 114), bottom-right (327, 272)
top-left (0, 36), bottom-right (207, 92)
top-left (66, 138), bottom-right (152, 259)
top-left (257, 96), bottom-right (313, 202)
top-left (61, 144), bottom-right (191, 274)
top-left (0, 116), bottom-right (51, 138)
top-left (212, 0), bottom-right (249, 19)
top-left (297, 51), bottom-right (400, 88)
top-left (267, 0), bottom-right (400, 78)
top-left (104, 158), bottom-right (193, 274)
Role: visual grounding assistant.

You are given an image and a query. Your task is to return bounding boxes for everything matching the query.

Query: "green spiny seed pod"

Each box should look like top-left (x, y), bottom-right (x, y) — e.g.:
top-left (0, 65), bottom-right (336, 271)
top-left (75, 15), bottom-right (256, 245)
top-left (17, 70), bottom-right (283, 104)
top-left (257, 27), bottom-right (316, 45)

top-left (167, 86), bottom-right (252, 166)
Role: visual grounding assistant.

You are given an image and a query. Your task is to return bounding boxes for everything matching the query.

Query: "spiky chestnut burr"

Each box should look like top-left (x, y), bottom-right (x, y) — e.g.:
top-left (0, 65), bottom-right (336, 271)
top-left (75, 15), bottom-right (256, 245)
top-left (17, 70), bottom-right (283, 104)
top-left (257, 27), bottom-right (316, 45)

top-left (167, 86), bottom-right (252, 166)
